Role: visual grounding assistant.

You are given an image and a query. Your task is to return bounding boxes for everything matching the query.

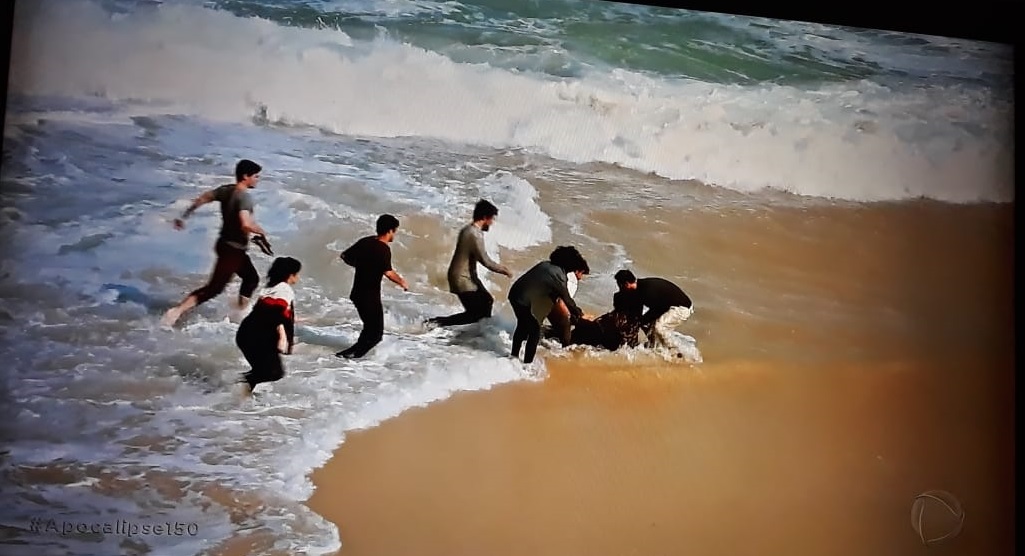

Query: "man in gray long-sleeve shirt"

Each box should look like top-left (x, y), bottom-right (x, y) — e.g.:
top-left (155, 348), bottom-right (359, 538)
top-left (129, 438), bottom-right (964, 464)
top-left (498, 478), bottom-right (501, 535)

top-left (426, 200), bottom-right (512, 327)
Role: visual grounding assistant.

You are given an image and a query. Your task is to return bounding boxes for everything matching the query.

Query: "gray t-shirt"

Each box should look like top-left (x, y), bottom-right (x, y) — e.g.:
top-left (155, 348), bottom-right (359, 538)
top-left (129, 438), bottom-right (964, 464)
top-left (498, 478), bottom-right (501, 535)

top-left (212, 184), bottom-right (255, 250)
top-left (446, 223), bottom-right (506, 293)
top-left (508, 260), bottom-right (582, 324)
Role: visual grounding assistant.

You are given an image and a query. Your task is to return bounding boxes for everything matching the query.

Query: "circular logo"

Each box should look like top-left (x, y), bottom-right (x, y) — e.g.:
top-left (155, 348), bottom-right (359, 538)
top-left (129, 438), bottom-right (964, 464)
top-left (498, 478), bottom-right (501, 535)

top-left (911, 490), bottom-right (965, 545)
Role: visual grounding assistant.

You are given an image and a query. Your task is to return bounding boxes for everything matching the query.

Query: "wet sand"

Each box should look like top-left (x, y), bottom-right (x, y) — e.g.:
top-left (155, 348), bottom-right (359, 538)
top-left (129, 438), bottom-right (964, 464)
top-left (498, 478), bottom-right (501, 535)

top-left (306, 199), bottom-right (1014, 556)
top-left (306, 355), bottom-right (1014, 556)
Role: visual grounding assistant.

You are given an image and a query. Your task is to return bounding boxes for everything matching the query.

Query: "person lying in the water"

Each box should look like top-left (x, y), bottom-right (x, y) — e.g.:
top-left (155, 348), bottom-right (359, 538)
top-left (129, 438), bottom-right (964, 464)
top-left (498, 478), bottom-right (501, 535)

top-left (568, 287), bottom-right (643, 351)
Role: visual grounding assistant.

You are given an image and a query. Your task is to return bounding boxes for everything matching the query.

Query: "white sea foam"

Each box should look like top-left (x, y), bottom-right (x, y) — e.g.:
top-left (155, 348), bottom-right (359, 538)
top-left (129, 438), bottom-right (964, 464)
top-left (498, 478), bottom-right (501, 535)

top-left (1, 2), bottom-right (1006, 553)
top-left (8, 0), bottom-right (1013, 203)
top-left (0, 101), bottom-right (579, 554)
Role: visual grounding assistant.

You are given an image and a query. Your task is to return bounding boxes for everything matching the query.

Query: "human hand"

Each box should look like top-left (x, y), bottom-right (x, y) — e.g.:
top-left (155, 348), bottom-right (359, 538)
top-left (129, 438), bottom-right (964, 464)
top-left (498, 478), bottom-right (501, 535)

top-left (173, 218), bottom-right (185, 230)
top-left (277, 337), bottom-right (289, 354)
top-left (253, 234), bottom-right (274, 256)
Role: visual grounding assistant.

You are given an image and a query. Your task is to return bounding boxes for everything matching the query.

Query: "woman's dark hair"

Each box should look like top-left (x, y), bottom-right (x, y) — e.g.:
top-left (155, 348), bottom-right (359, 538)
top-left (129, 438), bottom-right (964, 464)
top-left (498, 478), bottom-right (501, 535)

top-left (376, 214), bottom-right (400, 236)
top-left (267, 256), bottom-right (302, 287)
top-left (549, 245), bottom-right (589, 274)
top-left (235, 159), bottom-right (262, 182)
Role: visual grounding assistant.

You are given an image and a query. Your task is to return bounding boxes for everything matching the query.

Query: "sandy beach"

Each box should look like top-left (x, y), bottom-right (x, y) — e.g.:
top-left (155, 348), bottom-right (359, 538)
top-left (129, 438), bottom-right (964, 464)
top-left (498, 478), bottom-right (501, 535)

top-left (307, 352), bottom-right (1014, 556)
top-left (306, 200), bottom-right (1014, 556)
top-left (2, 3), bottom-right (1014, 555)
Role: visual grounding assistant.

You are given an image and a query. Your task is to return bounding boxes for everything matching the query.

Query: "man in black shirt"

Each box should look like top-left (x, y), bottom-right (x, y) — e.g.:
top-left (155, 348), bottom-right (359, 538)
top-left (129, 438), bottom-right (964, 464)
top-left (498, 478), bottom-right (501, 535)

top-left (336, 214), bottom-right (408, 359)
top-left (613, 270), bottom-right (693, 351)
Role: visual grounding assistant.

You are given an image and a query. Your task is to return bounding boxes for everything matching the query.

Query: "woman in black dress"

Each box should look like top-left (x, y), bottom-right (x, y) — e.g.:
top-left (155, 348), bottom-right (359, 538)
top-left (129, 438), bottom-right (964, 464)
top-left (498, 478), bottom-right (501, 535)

top-left (236, 256), bottom-right (301, 394)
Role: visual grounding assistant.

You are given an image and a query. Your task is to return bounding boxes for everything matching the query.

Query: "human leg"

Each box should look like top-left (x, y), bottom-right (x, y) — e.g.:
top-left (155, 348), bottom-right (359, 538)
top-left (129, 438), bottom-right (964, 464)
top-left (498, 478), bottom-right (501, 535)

top-left (510, 301), bottom-right (534, 360)
top-left (430, 289), bottom-right (494, 326)
top-left (237, 337), bottom-right (285, 394)
top-left (338, 295), bottom-right (385, 358)
top-left (521, 317), bottom-right (543, 364)
top-left (235, 253), bottom-right (260, 309)
top-left (162, 242), bottom-right (242, 326)
top-left (652, 305), bottom-right (693, 349)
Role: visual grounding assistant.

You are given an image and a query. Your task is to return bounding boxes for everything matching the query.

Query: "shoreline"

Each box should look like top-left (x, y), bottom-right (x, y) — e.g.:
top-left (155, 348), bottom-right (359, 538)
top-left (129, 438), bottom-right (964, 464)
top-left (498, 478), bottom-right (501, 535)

top-left (305, 355), bottom-right (1014, 556)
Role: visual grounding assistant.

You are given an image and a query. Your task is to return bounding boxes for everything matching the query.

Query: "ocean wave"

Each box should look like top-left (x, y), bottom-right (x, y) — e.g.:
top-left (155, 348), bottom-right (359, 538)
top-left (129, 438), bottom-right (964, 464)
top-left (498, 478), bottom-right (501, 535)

top-left (9, 0), bottom-right (1013, 203)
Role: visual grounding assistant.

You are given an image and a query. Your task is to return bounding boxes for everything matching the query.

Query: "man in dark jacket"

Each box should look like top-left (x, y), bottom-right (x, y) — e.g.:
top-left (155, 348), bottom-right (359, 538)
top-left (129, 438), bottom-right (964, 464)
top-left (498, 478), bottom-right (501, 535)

top-left (508, 246), bottom-right (588, 364)
top-left (614, 270), bottom-right (693, 350)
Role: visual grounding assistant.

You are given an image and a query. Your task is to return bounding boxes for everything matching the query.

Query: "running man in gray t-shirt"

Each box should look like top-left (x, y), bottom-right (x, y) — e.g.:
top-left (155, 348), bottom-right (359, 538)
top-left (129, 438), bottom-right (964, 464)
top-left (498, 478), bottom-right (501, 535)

top-left (161, 159), bottom-right (270, 327)
top-left (426, 200), bottom-right (513, 327)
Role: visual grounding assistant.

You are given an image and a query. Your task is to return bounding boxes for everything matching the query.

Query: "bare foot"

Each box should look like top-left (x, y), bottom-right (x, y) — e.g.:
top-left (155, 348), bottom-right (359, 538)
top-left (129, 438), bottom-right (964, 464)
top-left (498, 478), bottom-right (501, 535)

top-left (229, 303), bottom-right (250, 323)
top-left (160, 307), bottom-right (183, 328)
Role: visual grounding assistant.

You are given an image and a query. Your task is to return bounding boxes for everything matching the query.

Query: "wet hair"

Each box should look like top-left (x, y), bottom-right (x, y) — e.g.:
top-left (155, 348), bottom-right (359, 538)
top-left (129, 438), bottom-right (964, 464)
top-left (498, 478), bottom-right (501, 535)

top-left (267, 256), bottom-right (302, 287)
top-left (473, 199), bottom-right (499, 221)
top-left (549, 245), bottom-right (589, 275)
top-left (236, 159), bottom-right (262, 182)
top-left (376, 214), bottom-right (400, 236)
top-left (614, 269), bottom-right (637, 285)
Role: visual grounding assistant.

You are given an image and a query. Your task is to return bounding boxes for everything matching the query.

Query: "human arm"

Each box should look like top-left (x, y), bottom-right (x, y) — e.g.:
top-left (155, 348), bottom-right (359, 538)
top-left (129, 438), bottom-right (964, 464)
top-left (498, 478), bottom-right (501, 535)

top-left (173, 189), bottom-right (217, 229)
top-left (238, 210), bottom-right (268, 237)
top-left (283, 302), bottom-right (295, 354)
top-left (551, 270), bottom-right (583, 321)
top-left (379, 244), bottom-right (406, 290)
top-left (259, 286), bottom-right (294, 354)
top-left (277, 324), bottom-right (289, 353)
top-left (384, 270), bottom-right (408, 291)
top-left (473, 232), bottom-right (512, 277)
top-left (340, 243), bottom-right (357, 266)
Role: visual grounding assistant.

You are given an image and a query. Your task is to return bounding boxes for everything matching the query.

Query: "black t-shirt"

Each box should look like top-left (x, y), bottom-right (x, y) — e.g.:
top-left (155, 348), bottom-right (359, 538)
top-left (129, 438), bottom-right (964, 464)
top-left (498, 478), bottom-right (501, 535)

top-left (212, 184), bottom-right (255, 249)
top-left (636, 277), bottom-right (692, 311)
top-left (342, 236), bottom-right (393, 298)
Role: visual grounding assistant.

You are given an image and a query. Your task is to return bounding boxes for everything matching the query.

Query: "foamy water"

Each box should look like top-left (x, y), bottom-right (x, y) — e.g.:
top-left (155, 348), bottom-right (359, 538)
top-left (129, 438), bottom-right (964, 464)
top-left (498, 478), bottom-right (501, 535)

top-left (0, 112), bottom-right (573, 553)
top-left (8, 0), bottom-right (1013, 203)
top-left (0, 1), bottom-right (1012, 554)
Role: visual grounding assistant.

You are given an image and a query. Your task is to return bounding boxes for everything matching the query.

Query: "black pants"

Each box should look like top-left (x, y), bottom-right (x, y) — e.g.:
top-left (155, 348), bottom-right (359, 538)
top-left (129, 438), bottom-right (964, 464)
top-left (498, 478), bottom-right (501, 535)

top-left (237, 336), bottom-right (284, 392)
top-left (191, 240), bottom-right (259, 305)
top-left (510, 301), bottom-right (542, 364)
top-left (339, 294), bottom-right (384, 358)
top-left (429, 288), bottom-right (494, 326)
